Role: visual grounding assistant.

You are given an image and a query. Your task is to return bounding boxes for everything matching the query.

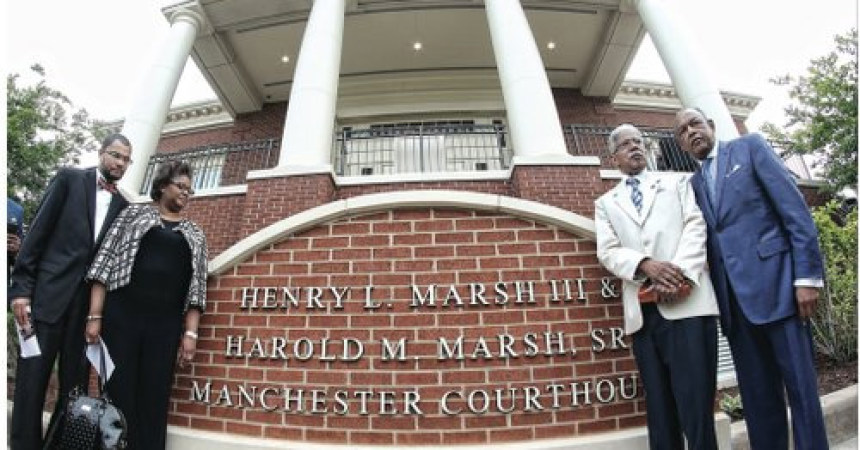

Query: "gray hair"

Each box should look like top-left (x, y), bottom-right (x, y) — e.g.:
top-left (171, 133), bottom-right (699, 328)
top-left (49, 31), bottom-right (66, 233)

top-left (607, 124), bottom-right (642, 153)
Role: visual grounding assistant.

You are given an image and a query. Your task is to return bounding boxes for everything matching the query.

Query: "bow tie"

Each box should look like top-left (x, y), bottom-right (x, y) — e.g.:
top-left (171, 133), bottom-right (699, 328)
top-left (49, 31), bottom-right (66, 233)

top-left (98, 177), bottom-right (118, 194)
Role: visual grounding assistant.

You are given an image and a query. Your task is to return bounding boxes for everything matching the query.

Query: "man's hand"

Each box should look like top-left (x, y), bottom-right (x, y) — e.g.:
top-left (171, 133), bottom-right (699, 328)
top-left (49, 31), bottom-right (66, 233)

top-left (796, 286), bottom-right (820, 319)
top-left (654, 283), bottom-right (680, 303)
top-left (638, 259), bottom-right (686, 290)
top-left (11, 297), bottom-right (31, 332)
top-left (7, 233), bottom-right (20, 255)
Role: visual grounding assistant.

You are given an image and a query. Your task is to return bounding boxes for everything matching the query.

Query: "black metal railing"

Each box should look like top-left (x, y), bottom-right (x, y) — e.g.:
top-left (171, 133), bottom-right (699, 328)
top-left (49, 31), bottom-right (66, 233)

top-left (332, 123), bottom-right (699, 177)
top-left (563, 124), bottom-right (700, 172)
top-left (563, 126), bottom-right (813, 178)
top-left (140, 139), bottom-right (279, 195)
top-left (142, 125), bottom-right (812, 190)
top-left (332, 122), bottom-right (512, 176)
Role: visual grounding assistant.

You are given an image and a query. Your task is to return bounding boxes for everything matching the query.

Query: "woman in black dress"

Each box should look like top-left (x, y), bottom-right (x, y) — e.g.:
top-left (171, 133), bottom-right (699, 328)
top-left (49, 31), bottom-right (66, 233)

top-left (84, 161), bottom-right (207, 449)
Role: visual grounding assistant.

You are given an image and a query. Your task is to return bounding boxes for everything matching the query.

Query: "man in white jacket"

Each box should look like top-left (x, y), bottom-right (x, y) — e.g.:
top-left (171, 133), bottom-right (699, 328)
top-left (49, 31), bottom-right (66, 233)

top-left (594, 124), bottom-right (720, 450)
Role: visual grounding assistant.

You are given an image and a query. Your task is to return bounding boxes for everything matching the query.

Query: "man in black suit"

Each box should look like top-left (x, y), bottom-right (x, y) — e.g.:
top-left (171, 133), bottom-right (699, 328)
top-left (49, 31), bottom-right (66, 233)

top-left (9, 133), bottom-right (132, 449)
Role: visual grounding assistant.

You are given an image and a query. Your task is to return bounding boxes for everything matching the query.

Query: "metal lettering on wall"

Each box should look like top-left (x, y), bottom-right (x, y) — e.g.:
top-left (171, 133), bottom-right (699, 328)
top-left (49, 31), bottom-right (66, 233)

top-left (190, 277), bottom-right (634, 416)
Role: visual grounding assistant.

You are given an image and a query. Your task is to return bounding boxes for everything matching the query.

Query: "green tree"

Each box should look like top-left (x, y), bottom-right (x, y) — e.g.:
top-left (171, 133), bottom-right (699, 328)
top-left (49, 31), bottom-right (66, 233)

top-left (761, 29), bottom-right (858, 194)
top-left (7, 64), bottom-right (100, 220)
top-left (810, 200), bottom-right (857, 363)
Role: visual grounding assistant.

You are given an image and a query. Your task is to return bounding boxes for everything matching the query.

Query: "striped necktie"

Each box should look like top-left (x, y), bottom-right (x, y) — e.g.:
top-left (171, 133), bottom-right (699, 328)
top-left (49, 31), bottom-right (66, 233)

top-left (626, 178), bottom-right (642, 213)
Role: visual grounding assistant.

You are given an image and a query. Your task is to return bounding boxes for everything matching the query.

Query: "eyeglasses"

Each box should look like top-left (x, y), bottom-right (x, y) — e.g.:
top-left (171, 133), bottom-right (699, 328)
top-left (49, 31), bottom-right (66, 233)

top-left (105, 150), bottom-right (133, 164)
top-left (170, 180), bottom-right (195, 195)
top-left (613, 137), bottom-right (644, 154)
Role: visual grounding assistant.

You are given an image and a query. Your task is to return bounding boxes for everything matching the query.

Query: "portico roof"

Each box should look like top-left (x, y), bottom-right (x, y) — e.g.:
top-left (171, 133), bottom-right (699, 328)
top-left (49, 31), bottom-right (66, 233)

top-left (163, 0), bottom-right (644, 116)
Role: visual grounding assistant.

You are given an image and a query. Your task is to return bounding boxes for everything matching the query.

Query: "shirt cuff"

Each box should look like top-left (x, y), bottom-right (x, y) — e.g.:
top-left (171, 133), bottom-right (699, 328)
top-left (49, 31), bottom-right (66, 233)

top-left (794, 278), bottom-right (824, 288)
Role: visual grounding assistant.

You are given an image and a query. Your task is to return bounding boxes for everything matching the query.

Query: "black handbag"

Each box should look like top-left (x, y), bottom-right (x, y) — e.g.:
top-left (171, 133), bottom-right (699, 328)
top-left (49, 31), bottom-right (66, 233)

top-left (44, 345), bottom-right (128, 449)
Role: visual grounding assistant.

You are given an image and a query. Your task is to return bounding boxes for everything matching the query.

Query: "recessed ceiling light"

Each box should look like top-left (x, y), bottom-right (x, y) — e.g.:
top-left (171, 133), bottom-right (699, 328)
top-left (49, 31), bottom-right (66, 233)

top-left (281, 55), bottom-right (290, 63)
top-left (413, 42), bottom-right (423, 51)
top-left (547, 41), bottom-right (556, 50)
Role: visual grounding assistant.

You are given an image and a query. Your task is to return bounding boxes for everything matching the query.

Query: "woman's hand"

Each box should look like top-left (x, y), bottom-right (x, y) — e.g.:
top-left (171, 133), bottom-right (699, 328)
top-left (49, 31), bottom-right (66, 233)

top-left (85, 319), bottom-right (102, 344)
top-left (178, 335), bottom-right (197, 368)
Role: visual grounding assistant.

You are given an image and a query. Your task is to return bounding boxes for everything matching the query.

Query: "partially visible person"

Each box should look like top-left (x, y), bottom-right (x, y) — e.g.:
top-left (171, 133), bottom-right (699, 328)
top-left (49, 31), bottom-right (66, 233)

top-left (9, 133), bottom-right (132, 450)
top-left (85, 161), bottom-right (207, 450)
top-left (7, 197), bottom-right (24, 277)
top-left (674, 108), bottom-right (828, 450)
top-left (595, 124), bottom-right (720, 450)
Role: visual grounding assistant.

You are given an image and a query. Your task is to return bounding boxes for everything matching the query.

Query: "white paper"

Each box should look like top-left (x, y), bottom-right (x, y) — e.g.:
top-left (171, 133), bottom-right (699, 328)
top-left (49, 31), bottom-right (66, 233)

top-left (15, 321), bottom-right (41, 358)
top-left (86, 340), bottom-right (115, 382)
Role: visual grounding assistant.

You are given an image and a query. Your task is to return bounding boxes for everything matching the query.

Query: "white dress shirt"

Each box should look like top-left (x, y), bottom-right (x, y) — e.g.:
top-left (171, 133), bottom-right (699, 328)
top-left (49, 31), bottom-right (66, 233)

top-left (94, 175), bottom-right (113, 243)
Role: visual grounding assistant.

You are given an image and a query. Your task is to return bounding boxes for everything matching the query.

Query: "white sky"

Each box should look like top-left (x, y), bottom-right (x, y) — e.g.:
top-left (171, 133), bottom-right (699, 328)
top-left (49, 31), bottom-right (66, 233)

top-left (5, 0), bottom-right (858, 135)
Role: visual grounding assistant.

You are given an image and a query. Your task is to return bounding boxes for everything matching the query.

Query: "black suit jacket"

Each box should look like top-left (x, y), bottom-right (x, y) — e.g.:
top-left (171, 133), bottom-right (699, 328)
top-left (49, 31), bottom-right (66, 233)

top-left (9, 167), bottom-right (128, 324)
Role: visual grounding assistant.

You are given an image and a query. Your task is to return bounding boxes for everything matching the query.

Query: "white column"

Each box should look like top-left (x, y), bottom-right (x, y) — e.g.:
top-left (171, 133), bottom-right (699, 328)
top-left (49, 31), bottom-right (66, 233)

top-left (484, 0), bottom-right (571, 163)
top-left (277, 0), bottom-right (345, 171)
top-left (631, 0), bottom-right (738, 140)
top-left (120, 9), bottom-right (204, 197)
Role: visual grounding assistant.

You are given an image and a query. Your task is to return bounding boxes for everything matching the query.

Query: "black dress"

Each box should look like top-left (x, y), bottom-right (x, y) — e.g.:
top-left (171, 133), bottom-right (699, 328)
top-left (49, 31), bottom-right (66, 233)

top-left (102, 220), bottom-right (192, 450)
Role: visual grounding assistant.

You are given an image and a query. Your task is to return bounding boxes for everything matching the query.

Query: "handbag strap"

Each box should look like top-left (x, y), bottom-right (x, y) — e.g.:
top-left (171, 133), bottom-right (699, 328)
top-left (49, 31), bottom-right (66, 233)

top-left (95, 342), bottom-right (112, 399)
top-left (77, 342), bottom-right (111, 398)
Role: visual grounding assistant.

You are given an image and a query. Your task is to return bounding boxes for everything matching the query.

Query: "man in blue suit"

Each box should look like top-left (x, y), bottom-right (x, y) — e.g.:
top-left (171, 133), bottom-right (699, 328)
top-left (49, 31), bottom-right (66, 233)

top-left (673, 108), bottom-right (828, 450)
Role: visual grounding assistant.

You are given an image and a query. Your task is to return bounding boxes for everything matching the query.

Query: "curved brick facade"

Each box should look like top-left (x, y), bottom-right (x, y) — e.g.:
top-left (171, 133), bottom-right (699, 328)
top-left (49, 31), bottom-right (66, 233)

top-left (172, 207), bottom-right (642, 445)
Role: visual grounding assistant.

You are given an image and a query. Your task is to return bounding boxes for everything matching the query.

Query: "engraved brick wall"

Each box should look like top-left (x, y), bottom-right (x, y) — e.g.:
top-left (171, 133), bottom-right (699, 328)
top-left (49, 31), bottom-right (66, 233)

top-left (172, 208), bottom-right (642, 445)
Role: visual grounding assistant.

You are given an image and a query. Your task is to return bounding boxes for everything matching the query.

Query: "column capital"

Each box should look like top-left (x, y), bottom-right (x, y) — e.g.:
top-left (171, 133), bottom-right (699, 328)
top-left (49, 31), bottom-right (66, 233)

top-left (165, 3), bottom-right (212, 35)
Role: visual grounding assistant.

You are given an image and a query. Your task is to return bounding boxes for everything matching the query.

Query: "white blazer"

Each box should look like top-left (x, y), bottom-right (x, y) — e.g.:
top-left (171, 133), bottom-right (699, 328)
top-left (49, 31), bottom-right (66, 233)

top-left (594, 172), bottom-right (719, 335)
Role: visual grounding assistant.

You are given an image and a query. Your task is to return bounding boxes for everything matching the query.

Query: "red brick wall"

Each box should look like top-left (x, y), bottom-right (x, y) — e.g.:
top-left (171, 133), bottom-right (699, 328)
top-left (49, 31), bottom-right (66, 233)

top-left (172, 208), bottom-right (642, 445)
top-left (157, 103), bottom-right (287, 154)
top-left (241, 174), bottom-right (337, 237)
top-left (511, 166), bottom-right (603, 219)
top-left (191, 166), bottom-right (609, 261)
top-left (185, 194), bottom-right (248, 256)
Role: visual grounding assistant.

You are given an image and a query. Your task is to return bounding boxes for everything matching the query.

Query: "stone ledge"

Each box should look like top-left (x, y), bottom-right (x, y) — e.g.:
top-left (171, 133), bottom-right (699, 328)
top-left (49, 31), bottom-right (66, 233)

top-left (162, 413), bottom-right (731, 450)
top-left (10, 384), bottom-right (854, 449)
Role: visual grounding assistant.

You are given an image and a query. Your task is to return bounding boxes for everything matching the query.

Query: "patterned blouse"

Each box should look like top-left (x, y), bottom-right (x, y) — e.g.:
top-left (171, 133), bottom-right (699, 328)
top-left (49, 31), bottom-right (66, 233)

top-left (86, 204), bottom-right (208, 313)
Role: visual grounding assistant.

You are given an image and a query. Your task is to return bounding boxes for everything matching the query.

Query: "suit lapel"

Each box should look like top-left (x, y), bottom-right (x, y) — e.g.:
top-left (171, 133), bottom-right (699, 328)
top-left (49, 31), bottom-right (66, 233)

top-left (638, 177), bottom-right (661, 221)
top-left (714, 142), bottom-right (730, 212)
top-left (691, 171), bottom-right (717, 227)
top-left (610, 182), bottom-right (642, 225)
top-left (84, 168), bottom-right (97, 247)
